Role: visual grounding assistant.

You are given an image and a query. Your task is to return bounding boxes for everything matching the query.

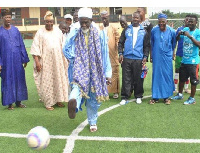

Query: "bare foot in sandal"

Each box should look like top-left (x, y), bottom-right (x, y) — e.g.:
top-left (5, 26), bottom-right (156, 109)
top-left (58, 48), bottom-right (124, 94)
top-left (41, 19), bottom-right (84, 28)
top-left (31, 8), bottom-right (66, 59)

top-left (90, 125), bottom-right (97, 132)
top-left (16, 101), bottom-right (26, 108)
top-left (56, 102), bottom-right (65, 107)
top-left (8, 104), bottom-right (14, 110)
top-left (46, 107), bottom-right (54, 111)
top-left (113, 93), bottom-right (119, 99)
top-left (149, 99), bottom-right (158, 104)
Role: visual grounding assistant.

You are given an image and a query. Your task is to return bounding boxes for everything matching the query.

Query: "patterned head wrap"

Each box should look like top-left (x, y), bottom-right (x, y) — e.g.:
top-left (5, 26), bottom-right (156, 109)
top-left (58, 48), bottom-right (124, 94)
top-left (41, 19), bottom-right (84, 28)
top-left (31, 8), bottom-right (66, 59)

top-left (44, 11), bottom-right (54, 20)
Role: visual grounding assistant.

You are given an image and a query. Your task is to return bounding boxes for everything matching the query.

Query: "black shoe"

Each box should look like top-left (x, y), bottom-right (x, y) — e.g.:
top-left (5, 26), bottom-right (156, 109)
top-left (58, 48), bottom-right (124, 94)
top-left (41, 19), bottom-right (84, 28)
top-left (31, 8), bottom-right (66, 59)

top-left (68, 99), bottom-right (77, 119)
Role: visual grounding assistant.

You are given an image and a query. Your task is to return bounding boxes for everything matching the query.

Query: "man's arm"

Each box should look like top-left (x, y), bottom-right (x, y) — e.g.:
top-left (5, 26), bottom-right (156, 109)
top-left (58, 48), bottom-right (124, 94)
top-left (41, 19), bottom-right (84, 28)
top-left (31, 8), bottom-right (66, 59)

top-left (118, 28), bottom-right (126, 64)
top-left (118, 28), bottom-right (126, 55)
top-left (143, 32), bottom-right (149, 57)
top-left (184, 31), bottom-right (200, 48)
top-left (150, 29), bottom-right (154, 63)
top-left (114, 26), bottom-right (120, 47)
top-left (142, 32), bottom-right (149, 65)
top-left (63, 29), bottom-right (78, 60)
top-left (147, 23), bottom-right (153, 62)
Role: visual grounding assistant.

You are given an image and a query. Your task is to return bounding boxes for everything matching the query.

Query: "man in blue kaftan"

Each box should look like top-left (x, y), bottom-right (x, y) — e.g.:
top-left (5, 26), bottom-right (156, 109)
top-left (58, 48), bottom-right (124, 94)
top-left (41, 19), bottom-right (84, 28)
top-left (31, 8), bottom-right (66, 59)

top-left (150, 13), bottom-right (176, 105)
top-left (0, 9), bottom-right (29, 109)
top-left (63, 8), bottom-right (112, 132)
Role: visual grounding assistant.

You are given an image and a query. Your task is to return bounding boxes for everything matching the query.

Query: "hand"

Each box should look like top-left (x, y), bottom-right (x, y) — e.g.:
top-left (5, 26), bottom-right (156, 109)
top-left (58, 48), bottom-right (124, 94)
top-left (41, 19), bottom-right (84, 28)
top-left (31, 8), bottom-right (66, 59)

top-left (150, 58), bottom-right (153, 63)
top-left (178, 30), bottom-right (184, 36)
top-left (119, 55), bottom-right (123, 64)
top-left (184, 31), bottom-right (190, 38)
top-left (0, 65), bottom-right (2, 73)
top-left (23, 63), bottom-right (27, 68)
top-left (142, 58), bottom-right (147, 66)
top-left (173, 54), bottom-right (176, 60)
top-left (106, 77), bottom-right (112, 85)
top-left (36, 62), bottom-right (42, 72)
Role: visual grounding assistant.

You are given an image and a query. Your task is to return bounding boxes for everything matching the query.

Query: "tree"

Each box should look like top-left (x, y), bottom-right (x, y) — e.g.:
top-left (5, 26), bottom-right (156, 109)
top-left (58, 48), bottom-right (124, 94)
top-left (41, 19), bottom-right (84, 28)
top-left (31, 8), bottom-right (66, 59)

top-left (149, 9), bottom-right (200, 19)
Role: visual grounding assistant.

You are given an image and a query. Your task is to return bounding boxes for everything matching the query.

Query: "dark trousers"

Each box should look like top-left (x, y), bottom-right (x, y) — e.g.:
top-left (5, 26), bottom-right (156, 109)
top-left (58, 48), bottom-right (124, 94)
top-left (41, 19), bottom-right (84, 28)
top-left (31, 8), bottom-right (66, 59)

top-left (121, 58), bottom-right (144, 100)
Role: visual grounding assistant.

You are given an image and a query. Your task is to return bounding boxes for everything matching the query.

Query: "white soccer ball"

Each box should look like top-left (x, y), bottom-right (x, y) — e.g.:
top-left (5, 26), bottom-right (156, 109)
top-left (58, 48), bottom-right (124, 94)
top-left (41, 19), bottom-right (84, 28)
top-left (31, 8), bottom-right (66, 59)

top-left (27, 126), bottom-right (50, 150)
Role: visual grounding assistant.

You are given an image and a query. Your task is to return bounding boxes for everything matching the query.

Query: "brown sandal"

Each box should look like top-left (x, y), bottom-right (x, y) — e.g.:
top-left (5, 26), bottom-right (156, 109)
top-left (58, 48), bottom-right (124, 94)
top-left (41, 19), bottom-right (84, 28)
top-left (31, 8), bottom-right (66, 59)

top-left (164, 99), bottom-right (171, 105)
top-left (56, 102), bottom-right (65, 107)
top-left (149, 99), bottom-right (156, 104)
top-left (46, 107), bottom-right (54, 111)
top-left (16, 104), bottom-right (26, 108)
top-left (8, 104), bottom-right (14, 110)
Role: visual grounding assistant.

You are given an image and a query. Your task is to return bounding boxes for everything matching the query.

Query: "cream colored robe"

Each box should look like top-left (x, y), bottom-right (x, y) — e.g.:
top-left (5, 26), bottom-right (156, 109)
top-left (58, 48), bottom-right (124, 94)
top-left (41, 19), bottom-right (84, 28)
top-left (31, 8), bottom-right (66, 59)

top-left (30, 27), bottom-right (68, 107)
top-left (100, 24), bottom-right (120, 94)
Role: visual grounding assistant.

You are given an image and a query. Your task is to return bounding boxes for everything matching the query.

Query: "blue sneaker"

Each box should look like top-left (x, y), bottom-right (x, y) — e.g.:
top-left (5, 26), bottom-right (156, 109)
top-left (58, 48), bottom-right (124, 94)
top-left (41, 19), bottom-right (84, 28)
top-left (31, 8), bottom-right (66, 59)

top-left (183, 97), bottom-right (196, 105)
top-left (171, 93), bottom-right (183, 100)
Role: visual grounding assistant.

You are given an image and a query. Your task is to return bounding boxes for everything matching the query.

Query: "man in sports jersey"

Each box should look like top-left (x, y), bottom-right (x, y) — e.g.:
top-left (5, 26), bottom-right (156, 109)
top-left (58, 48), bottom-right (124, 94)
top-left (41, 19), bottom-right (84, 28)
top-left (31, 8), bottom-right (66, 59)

top-left (173, 15), bottom-right (191, 93)
top-left (171, 14), bottom-right (200, 105)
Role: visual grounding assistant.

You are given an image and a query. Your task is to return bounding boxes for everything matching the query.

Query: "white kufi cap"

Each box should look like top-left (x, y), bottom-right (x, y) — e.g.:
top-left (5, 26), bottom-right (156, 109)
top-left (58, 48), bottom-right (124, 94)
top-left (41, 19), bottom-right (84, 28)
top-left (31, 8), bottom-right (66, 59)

top-left (64, 14), bottom-right (73, 20)
top-left (78, 7), bottom-right (93, 19)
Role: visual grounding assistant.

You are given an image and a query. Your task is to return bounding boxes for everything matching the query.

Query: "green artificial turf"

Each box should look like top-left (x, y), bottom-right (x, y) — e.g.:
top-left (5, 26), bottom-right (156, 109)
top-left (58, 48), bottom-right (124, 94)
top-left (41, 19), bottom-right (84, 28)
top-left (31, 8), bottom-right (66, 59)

top-left (0, 40), bottom-right (199, 153)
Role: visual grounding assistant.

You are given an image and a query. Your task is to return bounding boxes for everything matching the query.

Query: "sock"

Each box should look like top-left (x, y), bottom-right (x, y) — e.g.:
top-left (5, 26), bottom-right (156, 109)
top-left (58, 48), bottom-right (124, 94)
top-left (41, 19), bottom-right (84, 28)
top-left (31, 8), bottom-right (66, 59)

top-left (178, 93), bottom-right (183, 96)
top-left (184, 79), bottom-right (189, 89)
top-left (174, 73), bottom-right (179, 89)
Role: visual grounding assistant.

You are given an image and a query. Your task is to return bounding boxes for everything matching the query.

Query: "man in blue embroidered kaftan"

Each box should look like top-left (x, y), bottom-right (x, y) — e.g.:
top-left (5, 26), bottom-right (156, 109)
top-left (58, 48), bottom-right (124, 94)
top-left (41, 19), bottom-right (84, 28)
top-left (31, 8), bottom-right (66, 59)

top-left (63, 8), bottom-right (112, 132)
top-left (0, 9), bottom-right (29, 110)
top-left (150, 13), bottom-right (176, 105)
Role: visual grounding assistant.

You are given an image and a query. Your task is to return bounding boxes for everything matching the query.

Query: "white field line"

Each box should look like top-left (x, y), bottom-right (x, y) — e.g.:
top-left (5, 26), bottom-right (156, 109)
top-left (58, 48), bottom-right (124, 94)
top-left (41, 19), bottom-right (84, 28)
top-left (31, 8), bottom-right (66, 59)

top-left (63, 95), bottom-right (151, 153)
top-left (1, 133), bottom-right (200, 144)
top-left (3, 94), bottom-right (200, 152)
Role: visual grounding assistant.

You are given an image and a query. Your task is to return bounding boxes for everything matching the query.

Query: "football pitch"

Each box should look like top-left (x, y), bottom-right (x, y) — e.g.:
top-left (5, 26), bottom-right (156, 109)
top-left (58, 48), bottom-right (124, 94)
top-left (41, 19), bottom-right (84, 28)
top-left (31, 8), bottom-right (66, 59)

top-left (0, 39), bottom-right (200, 153)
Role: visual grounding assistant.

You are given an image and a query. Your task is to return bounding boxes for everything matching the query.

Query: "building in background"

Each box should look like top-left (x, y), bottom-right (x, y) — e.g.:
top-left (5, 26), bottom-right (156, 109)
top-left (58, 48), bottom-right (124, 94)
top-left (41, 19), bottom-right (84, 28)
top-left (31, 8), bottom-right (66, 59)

top-left (0, 7), bottom-right (148, 39)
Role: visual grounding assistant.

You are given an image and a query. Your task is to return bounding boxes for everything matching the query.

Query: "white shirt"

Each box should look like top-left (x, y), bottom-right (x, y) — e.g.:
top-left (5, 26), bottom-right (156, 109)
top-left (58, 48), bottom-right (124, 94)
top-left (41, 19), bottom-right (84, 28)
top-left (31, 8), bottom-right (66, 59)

top-left (132, 26), bottom-right (140, 48)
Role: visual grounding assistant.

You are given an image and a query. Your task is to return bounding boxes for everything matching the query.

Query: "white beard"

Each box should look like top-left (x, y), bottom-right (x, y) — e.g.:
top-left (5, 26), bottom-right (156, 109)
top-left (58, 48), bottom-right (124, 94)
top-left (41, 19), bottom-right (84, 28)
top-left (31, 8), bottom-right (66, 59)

top-left (81, 28), bottom-right (89, 34)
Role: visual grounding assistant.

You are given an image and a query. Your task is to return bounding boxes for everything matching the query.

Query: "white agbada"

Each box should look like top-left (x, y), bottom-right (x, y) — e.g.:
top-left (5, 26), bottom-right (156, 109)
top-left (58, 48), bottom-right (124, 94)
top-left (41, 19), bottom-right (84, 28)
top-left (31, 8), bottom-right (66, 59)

top-left (30, 26), bottom-right (69, 107)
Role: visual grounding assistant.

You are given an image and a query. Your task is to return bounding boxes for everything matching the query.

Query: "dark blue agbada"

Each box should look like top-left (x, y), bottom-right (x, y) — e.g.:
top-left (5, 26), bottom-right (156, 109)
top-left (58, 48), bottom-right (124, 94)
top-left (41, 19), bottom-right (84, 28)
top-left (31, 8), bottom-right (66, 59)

top-left (0, 25), bottom-right (29, 106)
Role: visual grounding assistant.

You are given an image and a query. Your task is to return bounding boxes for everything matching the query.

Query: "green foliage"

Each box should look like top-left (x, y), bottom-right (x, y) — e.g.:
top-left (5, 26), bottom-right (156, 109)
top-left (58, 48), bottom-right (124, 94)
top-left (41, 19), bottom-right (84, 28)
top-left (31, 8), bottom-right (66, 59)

top-left (150, 9), bottom-right (200, 19)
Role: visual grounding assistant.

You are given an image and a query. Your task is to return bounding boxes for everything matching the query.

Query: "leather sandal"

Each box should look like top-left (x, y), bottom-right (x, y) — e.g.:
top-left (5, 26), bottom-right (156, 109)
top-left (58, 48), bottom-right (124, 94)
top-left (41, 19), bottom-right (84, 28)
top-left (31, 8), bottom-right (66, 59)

top-left (90, 125), bottom-right (97, 132)
top-left (46, 107), bottom-right (54, 111)
top-left (149, 99), bottom-right (156, 104)
top-left (8, 104), bottom-right (14, 110)
top-left (16, 103), bottom-right (26, 108)
top-left (56, 102), bottom-right (65, 107)
top-left (113, 93), bottom-right (119, 99)
top-left (164, 99), bottom-right (171, 105)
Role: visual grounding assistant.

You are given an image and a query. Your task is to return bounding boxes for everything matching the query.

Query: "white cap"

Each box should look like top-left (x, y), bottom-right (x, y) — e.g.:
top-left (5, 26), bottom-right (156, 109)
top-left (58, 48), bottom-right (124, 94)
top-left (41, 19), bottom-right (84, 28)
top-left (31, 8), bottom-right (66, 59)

top-left (64, 14), bottom-right (73, 20)
top-left (78, 7), bottom-right (93, 19)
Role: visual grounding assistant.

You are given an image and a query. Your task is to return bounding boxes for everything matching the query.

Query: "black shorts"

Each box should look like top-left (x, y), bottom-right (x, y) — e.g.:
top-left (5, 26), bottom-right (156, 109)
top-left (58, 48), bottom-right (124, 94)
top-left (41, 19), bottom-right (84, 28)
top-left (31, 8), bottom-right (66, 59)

top-left (179, 64), bottom-right (199, 85)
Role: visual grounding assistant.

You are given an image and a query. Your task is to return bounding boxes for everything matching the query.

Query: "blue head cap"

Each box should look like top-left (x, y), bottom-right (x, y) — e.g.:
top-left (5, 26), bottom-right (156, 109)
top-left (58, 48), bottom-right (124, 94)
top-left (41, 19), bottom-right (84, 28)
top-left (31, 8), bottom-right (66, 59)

top-left (158, 13), bottom-right (167, 19)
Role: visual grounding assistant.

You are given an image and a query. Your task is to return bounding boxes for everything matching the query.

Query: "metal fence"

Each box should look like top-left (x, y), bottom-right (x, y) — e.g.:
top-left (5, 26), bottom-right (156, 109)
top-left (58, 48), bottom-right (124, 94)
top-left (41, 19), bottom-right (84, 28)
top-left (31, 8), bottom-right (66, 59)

top-left (149, 19), bottom-right (200, 30)
top-left (1, 17), bottom-right (200, 30)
